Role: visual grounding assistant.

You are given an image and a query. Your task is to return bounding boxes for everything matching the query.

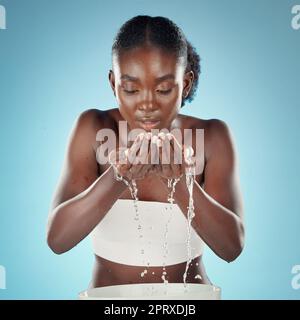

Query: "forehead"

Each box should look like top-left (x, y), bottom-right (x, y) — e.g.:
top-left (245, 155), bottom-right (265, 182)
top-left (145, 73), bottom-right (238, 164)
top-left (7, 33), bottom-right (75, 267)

top-left (112, 46), bottom-right (185, 81)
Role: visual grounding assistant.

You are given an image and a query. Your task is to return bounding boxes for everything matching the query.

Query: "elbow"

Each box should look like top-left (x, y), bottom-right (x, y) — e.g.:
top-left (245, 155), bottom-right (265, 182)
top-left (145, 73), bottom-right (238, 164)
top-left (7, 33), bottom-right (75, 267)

top-left (223, 223), bottom-right (245, 263)
top-left (223, 240), bottom-right (244, 263)
top-left (47, 232), bottom-right (67, 255)
top-left (46, 210), bottom-right (69, 255)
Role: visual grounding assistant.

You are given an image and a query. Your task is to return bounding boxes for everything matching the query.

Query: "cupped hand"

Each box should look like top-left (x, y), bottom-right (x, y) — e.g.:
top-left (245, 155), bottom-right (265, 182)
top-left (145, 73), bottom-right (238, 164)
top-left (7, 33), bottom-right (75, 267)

top-left (154, 132), bottom-right (195, 180)
top-left (109, 133), bottom-right (153, 180)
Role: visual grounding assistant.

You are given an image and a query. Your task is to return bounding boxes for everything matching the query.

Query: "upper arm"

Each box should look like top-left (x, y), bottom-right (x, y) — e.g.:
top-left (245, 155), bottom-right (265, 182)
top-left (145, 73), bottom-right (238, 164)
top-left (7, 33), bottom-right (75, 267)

top-left (203, 119), bottom-right (244, 220)
top-left (50, 109), bottom-right (100, 211)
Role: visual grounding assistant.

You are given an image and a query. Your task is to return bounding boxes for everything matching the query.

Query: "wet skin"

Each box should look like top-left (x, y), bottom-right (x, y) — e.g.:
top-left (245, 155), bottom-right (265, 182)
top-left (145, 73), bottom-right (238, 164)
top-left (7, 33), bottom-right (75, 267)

top-left (48, 46), bottom-right (244, 289)
top-left (91, 46), bottom-right (208, 286)
top-left (89, 107), bottom-right (212, 288)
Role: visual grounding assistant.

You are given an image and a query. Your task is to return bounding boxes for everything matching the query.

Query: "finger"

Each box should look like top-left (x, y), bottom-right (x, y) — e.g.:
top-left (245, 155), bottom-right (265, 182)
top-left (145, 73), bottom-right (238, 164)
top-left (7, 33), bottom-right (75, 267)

top-left (150, 135), bottom-right (160, 166)
top-left (141, 134), bottom-right (159, 177)
top-left (135, 132), bottom-right (151, 165)
top-left (156, 137), bottom-right (163, 175)
top-left (118, 134), bottom-right (143, 179)
top-left (139, 164), bottom-right (152, 178)
top-left (167, 133), bottom-right (183, 166)
top-left (159, 134), bottom-right (173, 178)
top-left (184, 145), bottom-right (195, 165)
top-left (166, 134), bottom-right (182, 177)
top-left (161, 134), bottom-right (171, 165)
top-left (127, 133), bottom-right (144, 166)
top-left (113, 134), bottom-right (148, 178)
top-left (137, 146), bottom-right (153, 178)
top-left (128, 141), bottom-right (147, 179)
top-left (108, 149), bottom-right (118, 165)
top-left (131, 134), bottom-right (152, 178)
top-left (110, 149), bottom-right (131, 176)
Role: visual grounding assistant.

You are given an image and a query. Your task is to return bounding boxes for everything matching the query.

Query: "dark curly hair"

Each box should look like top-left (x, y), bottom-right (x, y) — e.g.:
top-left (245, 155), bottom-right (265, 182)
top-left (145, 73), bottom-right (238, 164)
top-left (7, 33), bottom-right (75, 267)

top-left (112, 15), bottom-right (201, 107)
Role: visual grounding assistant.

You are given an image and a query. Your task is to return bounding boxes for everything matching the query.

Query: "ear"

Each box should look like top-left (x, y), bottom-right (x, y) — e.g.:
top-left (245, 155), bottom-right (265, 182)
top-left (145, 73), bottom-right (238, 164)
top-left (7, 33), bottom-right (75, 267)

top-left (108, 69), bottom-right (116, 97)
top-left (182, 70), bottom-right (194, 98)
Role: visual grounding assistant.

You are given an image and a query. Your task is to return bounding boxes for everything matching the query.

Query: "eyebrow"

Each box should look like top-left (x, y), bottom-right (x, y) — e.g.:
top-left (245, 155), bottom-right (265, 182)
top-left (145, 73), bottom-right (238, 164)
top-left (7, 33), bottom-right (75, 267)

top-left (120, 74), bottom-right (175, 83)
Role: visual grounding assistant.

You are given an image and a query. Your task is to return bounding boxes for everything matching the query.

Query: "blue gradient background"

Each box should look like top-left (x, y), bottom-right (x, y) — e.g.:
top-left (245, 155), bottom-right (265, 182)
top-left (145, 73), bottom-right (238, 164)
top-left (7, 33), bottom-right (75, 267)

top-left (0, 0), bottom-right (299, 299)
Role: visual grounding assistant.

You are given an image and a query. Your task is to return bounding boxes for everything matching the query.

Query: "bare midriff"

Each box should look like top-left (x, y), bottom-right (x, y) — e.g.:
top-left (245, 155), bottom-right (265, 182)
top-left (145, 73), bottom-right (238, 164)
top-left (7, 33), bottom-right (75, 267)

top-left (89, 254), bottom-right (211, 288)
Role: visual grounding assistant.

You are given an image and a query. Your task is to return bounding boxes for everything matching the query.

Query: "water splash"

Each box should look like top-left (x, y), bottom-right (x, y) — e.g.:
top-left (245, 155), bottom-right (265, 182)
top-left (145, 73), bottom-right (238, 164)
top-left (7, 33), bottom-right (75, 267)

top-left (112, 166), bottom-right (149, 268)
top-left (111, 142), bottom-right (197, 296)
top-left (182, 147), bottom-right (196, 291)
top-left (161, 177), bottom-right (180, 295)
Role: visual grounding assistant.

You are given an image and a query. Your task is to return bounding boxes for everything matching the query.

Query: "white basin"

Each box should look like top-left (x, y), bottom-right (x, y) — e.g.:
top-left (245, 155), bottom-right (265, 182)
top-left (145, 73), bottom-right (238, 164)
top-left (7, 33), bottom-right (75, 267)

top-left (78, 283), bottom-right (221, 300)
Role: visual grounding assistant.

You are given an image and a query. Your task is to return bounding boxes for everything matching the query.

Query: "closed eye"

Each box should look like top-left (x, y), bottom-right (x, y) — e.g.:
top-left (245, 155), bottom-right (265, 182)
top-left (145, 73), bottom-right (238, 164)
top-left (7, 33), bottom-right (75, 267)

top-left (157, 89), bottom-right (172, 95)
top-left (122, 89), bottom-right (172, 95)
top-left (123, 89), bottom-right (139, 94)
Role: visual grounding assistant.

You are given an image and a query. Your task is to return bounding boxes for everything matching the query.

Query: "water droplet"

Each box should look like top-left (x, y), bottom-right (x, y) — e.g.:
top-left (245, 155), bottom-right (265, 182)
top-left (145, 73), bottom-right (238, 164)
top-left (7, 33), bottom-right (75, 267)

top-left (113, 147), bottom-right (197, 294)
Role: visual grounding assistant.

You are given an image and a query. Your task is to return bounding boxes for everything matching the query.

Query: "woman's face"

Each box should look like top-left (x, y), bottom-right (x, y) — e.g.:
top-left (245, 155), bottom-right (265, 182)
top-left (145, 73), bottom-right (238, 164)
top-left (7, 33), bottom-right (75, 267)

top-left (109, 46), bottom-right (193, 131)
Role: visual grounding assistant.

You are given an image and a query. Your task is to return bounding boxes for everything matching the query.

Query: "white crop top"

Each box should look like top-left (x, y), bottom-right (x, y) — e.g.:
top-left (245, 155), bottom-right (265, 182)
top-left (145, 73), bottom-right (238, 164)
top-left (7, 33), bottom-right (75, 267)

top-left (90, 199), bottom-right (204, 267)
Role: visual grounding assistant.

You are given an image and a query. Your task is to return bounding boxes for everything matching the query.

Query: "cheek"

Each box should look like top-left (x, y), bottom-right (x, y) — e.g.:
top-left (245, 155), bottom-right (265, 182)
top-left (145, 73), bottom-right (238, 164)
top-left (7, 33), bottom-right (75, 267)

top-left (117, 88), bottom-right (137, 107)
top-left (118, 99), bottom-right (137, 125)
top-left (116, 89), bottom-right (135, 110)
top-left (162, 91), bottom-right (182, 113)
top-left (169, 85), bottom-right (183, 104)
top-left (161, 101), bottom-right (181, 124)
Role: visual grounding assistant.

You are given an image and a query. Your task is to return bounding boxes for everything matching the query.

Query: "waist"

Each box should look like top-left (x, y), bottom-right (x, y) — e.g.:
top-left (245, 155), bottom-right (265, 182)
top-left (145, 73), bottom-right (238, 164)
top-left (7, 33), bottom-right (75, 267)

top-left (89, 254), bottom-right (211, 288)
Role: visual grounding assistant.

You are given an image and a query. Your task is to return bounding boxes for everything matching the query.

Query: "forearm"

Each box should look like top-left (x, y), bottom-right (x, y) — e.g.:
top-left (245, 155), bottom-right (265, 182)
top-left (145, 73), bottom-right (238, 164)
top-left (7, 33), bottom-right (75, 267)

top-left (159, 176), bottom-right (244, 262)
top-left (47, 165), bottom-right (127, 254)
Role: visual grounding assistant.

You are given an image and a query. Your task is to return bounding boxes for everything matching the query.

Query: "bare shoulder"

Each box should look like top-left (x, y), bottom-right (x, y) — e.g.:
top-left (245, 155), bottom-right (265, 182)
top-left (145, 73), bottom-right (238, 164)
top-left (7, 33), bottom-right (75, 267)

top-left (75, 108), bottom-right (115, 130)
top-left (204, 118), bottom-right (236, 160)
top-left (185, 114), bottom-right (229, 133)
top-left (186, 116), bottom-right (235, 160)
top-left (74, 108), bottom-right (118, 149)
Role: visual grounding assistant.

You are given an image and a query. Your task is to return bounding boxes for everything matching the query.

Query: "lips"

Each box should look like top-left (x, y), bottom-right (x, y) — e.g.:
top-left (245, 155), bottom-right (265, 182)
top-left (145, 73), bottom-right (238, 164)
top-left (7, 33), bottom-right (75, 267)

top-left (137, 117), bottom-right (161, 130)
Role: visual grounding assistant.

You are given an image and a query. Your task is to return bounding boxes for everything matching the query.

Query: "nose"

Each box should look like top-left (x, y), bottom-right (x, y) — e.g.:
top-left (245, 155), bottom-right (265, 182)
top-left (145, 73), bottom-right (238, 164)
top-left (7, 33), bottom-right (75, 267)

top-left (137, 91), bottom-right (158, 112)
top-left (138, 103), bottom-right (157, 113)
